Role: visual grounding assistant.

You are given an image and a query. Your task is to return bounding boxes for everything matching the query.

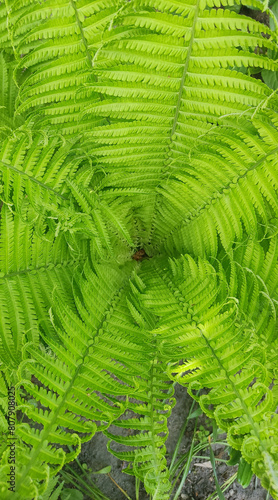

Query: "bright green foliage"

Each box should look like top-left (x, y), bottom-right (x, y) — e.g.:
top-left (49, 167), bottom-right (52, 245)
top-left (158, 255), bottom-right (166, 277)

top-left (135, 254), bottom-right (278, 496)
top-left (5, 0), bottom-right (125, 134)
top-left (0, 52), bottom-right (22, 132)
top-left (0, 205), bottom-right (89, 369)
top-left (1, 260), bottom-right (139, 499)
top-left (0, 0), bottom-right (278, 499)
top-left (150, 112), bottom-right (278, 256)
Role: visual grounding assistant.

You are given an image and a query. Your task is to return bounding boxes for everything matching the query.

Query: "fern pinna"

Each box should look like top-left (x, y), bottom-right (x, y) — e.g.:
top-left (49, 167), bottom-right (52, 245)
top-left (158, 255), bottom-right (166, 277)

top-left (0, 0), bottom-right (278, 498)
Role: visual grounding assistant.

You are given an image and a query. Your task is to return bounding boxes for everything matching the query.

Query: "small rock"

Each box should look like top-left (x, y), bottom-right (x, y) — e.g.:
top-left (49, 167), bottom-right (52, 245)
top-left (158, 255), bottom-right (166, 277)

top-left (180, 494), bottom-right (188, 500)
top-left (218, 464), bottom-right (226, 474)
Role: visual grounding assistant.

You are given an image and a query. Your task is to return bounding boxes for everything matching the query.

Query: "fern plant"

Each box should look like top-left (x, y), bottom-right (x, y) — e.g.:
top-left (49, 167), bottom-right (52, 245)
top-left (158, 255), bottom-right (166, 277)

top-left (0, 0), bottom-right (278, 498)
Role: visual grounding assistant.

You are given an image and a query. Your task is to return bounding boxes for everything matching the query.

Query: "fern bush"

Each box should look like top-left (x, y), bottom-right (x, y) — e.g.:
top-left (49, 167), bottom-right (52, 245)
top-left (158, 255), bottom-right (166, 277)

top-left (0, 0), bottom-right (278, 498)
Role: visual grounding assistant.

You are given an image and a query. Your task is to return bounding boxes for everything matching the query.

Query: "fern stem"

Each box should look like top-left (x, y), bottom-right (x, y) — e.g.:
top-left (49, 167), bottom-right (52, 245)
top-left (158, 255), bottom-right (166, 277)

top-left (170, 0), bottom-right (201, 138)
top-left (0, 159), bottom-right (68, 200)
top-left (69, 0), bottom-right (94, 69)
top-left (1, 258), bottom-right (82, 281)
top-left (144, 0), bottom-right (201, 245)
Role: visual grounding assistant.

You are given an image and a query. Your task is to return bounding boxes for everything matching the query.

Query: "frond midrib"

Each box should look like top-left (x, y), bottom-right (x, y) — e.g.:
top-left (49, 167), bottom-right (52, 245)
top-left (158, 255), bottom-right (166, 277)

top-left (0, 159), bottom-right (68, 200)
top-left (170, 0), bottom-right (201, 138)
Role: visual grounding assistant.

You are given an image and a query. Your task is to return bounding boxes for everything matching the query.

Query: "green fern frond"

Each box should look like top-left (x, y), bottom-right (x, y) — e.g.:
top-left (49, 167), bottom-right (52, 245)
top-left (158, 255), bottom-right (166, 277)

top-left (224, 236), bottom-right (278, 314)
top-left (3, 258), bottom-right (156, 498)
top-left (105, 364), bottom-right (175, 500)
top-left (148, 112), bottom-right (278, 257)
top-left (5, 0), bottom-right (125, 134)
top-left (103, 267), bottom-right (176, 499)
top-left (134, 254), bottom-right (278, 497)
top-left (85, 1), bottom-right (277, 139)
top-left (0, 4), bottom-right (9, 50)
top-left (0, 131), bottom-right (79, 223)
top-left (78, 0), bottom-right (278, 244)
top-left (67, 179), bottom-right (136, 259)
top-left (0, 130), bottom-right (137, 259)
top-left (0, 205), bottom-right (88, 369)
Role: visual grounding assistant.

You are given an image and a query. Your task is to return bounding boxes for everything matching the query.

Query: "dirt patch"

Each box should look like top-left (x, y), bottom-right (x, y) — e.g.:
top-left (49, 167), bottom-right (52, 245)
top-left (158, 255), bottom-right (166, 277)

top-left (240, 5), bottom-right (270, 27)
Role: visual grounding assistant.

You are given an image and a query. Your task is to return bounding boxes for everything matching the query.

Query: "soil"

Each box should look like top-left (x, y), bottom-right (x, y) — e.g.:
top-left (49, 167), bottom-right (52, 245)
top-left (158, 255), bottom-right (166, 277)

top-left (240, 5), bottom-right (270, 27)
top-left (76, 385), bottom-right (273, 500)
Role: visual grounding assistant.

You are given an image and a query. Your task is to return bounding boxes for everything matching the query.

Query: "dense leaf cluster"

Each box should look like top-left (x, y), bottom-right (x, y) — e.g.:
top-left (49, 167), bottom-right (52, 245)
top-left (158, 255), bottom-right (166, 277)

top-left (0, 0), bottom-right (278, 499)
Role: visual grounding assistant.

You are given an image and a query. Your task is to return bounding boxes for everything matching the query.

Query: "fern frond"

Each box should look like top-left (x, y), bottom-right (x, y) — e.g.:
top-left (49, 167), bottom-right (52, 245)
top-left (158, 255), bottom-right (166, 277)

top-left (0, 206), bottom-right (88, 369)
top-left (103, 267), bottom-right (177, 499)
top-left (0, 130), bottom-right (136, 260)
top-left (6, 0), bottom-right (125, 134)
top-left (67, 179), bottom-right (136, 259)
top-left (0, 4), bottom-right (10, 50)
top-left (105, 364), bottom-right (174, 500)
top-left (77, 0), bottom-right (278, 243)
top-left (85, 2), bottom-right (277, 141)
top-left (3, 258), bottom-right (157, 498)
top-left (148, 112), bottom-right (278, 257)
top-left (224, 236), bottom-right (278, 314)
top-left (1, 1), bottom-right (278, 498)
top-left (134, 254), bottom-right (278, 497)
top-left (0, 131), bottom-right (79, 223)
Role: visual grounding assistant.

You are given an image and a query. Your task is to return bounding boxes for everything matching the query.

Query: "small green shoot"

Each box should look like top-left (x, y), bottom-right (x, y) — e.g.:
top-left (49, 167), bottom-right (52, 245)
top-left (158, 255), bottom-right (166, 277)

top-left (208, 436), bottom-right (226, 500)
